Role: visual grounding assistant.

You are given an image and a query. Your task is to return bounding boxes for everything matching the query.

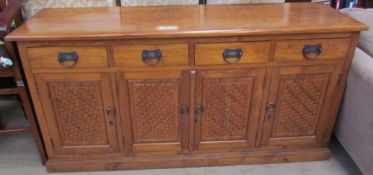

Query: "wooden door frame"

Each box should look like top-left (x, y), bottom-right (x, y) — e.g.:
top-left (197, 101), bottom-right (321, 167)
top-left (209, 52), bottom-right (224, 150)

top-left (34, 73), bottom-right (120, 158)
top-left (260, 65), bottom-right (342, 148)
top-left (118, 70), bottom-right (190, 156)
top-left (193, 68), bottom-right (266, 152)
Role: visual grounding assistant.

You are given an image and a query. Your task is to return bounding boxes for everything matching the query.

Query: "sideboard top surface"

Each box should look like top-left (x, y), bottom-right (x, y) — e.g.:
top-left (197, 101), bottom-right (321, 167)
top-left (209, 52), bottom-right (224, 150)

top-left (6, 3), bottom-right (368, 41)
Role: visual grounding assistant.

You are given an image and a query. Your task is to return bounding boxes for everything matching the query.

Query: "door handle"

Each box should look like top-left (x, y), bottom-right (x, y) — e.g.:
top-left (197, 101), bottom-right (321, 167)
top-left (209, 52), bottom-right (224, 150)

top-left (180, 105), bottom-right (189, 115)
top-left (266, 102), bottom-right (276, 120)
top-left (106, 107), bottom-right (116, 116)
top-left (195, 105), bottom-right (204, 123)
top-left (195, 105), bottom-right (204, 116)
top-left (106, 107), bottom-right (116, 127)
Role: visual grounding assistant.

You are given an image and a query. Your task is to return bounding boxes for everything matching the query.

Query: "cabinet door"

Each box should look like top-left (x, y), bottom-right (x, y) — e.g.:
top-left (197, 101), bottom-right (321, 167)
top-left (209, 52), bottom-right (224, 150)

top-left (194, 68), bottom-right (266, 151)
top-left (261, 65), bottom-right (341, 148)
top-left (119, 71), bottom-right (189, 155)
top-left (35, 73), bottom-right (119, 157)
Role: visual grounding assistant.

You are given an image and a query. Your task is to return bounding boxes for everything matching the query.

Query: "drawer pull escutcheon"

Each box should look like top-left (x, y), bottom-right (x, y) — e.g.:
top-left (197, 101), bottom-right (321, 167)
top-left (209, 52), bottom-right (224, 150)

top-left (57, 51), bottom-right (79, 68)
top-left (223, 48), bottom-right (243, 64)
top-left (141, 49), bottom-right (162, 65)
top-left (303, 44), bottom-right (323, 59)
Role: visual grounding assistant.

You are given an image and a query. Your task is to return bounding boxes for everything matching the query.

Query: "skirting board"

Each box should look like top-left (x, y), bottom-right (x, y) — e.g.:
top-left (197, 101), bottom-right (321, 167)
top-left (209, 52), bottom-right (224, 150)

top-left (46, 148), bottom-right (331, 172)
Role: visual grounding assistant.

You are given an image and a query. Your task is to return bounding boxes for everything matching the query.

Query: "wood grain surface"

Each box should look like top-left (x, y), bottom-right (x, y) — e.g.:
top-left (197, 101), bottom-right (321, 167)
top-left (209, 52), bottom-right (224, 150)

top-left (5, 3), bottom-right (368, 41)
top-left (8, 3), bottom-right (367, 172)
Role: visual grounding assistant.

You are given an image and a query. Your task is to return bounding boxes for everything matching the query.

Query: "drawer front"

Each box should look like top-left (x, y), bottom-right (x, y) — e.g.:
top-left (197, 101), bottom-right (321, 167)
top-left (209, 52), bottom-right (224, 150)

top-left (195, 41), bottom-right (271, 65)
top-left (113, 44), bottom-right (189, 66)
top-left (275, 38), bottom-right (351, 62)
top-left (27, 47), bottom-right (108, 69)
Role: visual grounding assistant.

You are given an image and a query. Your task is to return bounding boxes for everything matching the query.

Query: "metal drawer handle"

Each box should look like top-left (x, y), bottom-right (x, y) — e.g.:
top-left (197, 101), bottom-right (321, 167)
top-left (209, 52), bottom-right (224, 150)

top-left (141, 49), bottom-right (162, 65)
top-left (303, 44), bottom-right (323, 60)
top-left (223, 48), bottom-right (243, 64)
top-left (57, 51), bottom-right (79, 68)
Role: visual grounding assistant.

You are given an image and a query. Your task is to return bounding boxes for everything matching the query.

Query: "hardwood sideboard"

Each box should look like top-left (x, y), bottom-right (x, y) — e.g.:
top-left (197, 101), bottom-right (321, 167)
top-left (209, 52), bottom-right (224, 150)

top-left (5, 3), bottom-right (367, 172)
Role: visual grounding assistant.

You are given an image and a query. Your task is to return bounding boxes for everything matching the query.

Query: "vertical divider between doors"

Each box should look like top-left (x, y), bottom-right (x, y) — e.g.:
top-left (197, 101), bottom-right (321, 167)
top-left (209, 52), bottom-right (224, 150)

top-left (110, 73), bottom-right (125, 152)
top-left (245, 68), bottom-right (266, 147)
top-left (180, 70), bottom-right (191, 153)
top-left (256, 39), bottom-right (276, 147)
top-left (117, 72), bottom-right (134, 155)
top-left (188, 70), bottom-right (197, 151)
top-left (193, 70), bottom-right (203, 150)
top-left (256, 68), bottom-right (273, 147)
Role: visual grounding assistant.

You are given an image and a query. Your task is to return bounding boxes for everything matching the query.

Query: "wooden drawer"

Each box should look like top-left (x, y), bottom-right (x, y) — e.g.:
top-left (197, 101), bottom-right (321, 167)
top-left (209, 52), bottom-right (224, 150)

top-left (195, 41), bottom-right (271, 65)
top-left (113, 44), bottom-right (189, 66)
top-left (27, 47), bottom-right (108, 69)
top-left (275, 38), bottom-right (351, 62)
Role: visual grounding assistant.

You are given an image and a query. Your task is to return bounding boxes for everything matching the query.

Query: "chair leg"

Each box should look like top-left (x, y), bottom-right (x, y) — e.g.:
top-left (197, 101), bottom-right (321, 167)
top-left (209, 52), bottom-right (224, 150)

top-left (0, 117), bottom-right (3, 129)
top-left (4, 37), bottom-right (47, 164)
top-left (17, 87), bottom-right (47, 164)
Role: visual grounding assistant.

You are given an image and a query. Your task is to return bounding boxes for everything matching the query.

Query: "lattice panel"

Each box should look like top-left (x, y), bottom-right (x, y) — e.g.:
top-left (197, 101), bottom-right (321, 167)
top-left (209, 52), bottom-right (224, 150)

top-left (129, 79), bottom-right (180, 143)
top-left (272, 75), bottom-right (329, 138)
top-left (201, 78), bottom-right (253, 141)
top-left (48, 81), bottom-right (108, 146)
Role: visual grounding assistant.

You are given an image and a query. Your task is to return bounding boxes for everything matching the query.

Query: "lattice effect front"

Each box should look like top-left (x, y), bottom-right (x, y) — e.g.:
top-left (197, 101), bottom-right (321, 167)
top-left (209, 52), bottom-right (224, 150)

top-left (48, 81), bottom-right (108, 146)
top-left (201, 78), bottom-right (253, 141)
top-left (273, 75), bottom-right (329, 138)
top-left (129, 79), bottom-right (180, 143)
